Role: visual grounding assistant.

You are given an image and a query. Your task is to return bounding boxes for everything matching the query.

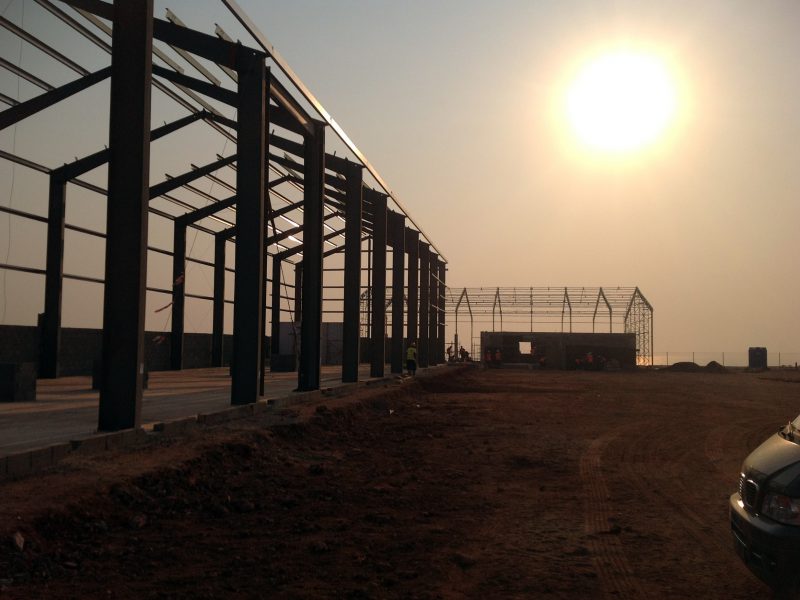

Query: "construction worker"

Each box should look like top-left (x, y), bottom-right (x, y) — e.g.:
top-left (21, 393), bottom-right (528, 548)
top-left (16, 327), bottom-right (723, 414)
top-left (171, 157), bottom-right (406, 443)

top-left (406, 342), bottom-right (418, 376)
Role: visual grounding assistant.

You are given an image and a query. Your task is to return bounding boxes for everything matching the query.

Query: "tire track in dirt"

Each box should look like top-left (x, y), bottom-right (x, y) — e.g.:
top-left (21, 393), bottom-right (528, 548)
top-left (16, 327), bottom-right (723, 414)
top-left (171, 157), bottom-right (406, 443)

top-left (704, 422), bottom-right (732, 468)
top-left (614, 418), bottom-right (756, 587)
top-left (704, 419), bottom-right (767, 475)
top-left (580, 427), bottom-right (652, 599)
top-left (619, 424), bottom-right (721, 542)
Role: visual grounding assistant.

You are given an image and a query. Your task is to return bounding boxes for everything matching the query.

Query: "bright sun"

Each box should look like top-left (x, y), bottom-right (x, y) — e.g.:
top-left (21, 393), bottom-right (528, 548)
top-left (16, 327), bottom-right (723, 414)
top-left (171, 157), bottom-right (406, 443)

top-left (565, 50), bottom-right (677, 153)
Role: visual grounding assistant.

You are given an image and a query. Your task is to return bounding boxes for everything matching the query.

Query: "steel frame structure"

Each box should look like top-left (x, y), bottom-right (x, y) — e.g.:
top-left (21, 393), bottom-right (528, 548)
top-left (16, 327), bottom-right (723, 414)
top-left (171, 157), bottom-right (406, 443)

top-left (446, 287), bottom-right (653, 365)
top-left (0, 0), bottom-right (447, 430)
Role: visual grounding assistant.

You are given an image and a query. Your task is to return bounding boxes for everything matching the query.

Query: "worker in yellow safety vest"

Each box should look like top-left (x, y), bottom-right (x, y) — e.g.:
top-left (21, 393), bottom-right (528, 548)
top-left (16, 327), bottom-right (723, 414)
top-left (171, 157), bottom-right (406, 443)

top-left (406, 342), bottom-right (418, 376)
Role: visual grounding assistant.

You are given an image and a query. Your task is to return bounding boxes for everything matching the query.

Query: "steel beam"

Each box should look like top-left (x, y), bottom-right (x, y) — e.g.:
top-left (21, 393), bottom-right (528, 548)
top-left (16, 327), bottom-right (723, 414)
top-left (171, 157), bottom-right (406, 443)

top-left (324, 235), bottom-right (362, 259)
top-left (55, 111), bottom-right (209, 181)
top-left (152, 64), bottom-right (237, 106)
top-left (0, 15), bottom-right (89, 75)
top-left (298, 121), bottom-right (325, 391)
top-left (57, 0), bottom-right (112, 19)
top-left (369, 191), bottom-right (387, 378)
top-left (230, 53), bottom-right (267, 405)
top-left (40, 175), bottom-right (66, 378)
top-left (98, 0), bottom-right (153, 432)
top-left (170, 221), bottom-right (187, 370)
top-left (418, 242), bottom-right (430, 368)
top-left (271, 198), bottom-right (302, 219)
top-left (222, 0), bottom-right (447, 262)
top-left (58, 0), bottom-right (256, 74)
top-left (152, 16), bottom-right (245, 71)
top-left (150, 155), bottom-right (237, 199)
top-left (389, 211), bottom-right (405, 374)
top-left (341, 161), bottom-right (363, 382)
top-left (0, 56), bottom-right (52, 91)
top-left (163, 10), bottom-right (220, 87)
top-left (275, 228), bottom-right (343, 261)
top-left (270, 103), bottom-right (308, 137)
top-left (34, 0), bottom-right (110, 51)
top-left (269, 133), bottom-right (304, 160)
top-left (35, 0), bottom-right (239, 146)
top-left (267, 211), bottom-right (338, 245)
top-left (176, 194), bottom-right (237, 225)
top-left (0, 67), bottom-right (110, 131)
top-left (212, 234), bottom-right (226, 367)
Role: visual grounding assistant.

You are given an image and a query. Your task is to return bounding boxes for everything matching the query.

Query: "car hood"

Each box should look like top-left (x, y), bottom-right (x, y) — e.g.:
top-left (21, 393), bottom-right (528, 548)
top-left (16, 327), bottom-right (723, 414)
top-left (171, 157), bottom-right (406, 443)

top-left (743, 432), bottom-right (800, 481)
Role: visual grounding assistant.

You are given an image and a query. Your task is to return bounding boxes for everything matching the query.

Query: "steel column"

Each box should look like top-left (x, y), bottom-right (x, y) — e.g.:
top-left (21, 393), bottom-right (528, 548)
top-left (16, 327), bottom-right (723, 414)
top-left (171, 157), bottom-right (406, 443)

top-left (429, 252), bottom-right (439, 365)
top-left (170, 220), bottom-right (186, 370)
top-left (389, 211), bottom-right (405, 374)
top-left (341, 161), bottom-right (362, 382)
top-left (230, 53), bottom-right (267, 405)
top-left (438, 259), bottom-right (446, 362)
top-left (260, 228), bottom-right (269, 395)
top-left (297, 120), bottom-right (325, 391)
top-left (211, 234), bottom-right (225, 367)
top-left (369, 191), bottom-right (387, 378)
top-left (418, 242), bottom-right (430, 368)
top-left (405, 228), bottom-right (419, 348)
top-left (98, 0), bottom-right (154, 431)
top-left (40, 174), bottom-right (66, 378)
top-left (270, 254), bottom-right (281, 359)
top-left (294, 262), bottom-right (303, 321)
top-left (370, 191), bottom-right (386, 377)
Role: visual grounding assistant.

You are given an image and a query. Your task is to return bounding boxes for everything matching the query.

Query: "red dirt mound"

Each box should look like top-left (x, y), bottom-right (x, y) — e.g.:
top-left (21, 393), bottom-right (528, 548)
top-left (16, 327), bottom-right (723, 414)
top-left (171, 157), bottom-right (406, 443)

top-left (667, 361), bottom-right (702, 372)
top-left (704, 360), bottom-right (729, 373)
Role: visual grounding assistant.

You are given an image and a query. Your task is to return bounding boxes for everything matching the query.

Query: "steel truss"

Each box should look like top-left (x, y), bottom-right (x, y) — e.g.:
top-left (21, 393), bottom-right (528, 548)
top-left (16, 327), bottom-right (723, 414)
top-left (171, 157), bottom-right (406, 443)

top-left (0, 0), bottom-right (447, 430)
top-left (445, 287), bottom-right (653, 365)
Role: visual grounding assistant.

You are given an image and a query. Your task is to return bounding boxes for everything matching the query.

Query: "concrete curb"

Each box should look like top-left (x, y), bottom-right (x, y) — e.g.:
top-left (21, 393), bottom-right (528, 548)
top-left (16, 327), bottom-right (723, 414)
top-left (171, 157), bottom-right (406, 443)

top-left (152, 416), bottom-right (198, 436)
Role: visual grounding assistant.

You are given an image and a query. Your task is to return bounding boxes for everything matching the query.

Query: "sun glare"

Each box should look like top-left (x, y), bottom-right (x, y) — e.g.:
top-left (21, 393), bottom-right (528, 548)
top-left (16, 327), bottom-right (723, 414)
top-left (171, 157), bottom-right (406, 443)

top-left (565, 50), bottom-right (677, 153)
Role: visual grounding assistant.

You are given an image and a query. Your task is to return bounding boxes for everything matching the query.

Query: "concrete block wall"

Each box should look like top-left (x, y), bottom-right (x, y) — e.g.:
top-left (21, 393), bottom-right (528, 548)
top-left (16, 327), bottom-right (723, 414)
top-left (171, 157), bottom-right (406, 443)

top-left (480, 331), bottom-right (638, 369)
top-left (0, 325), bottom-right (40, 365)
top-left (0, 325), bottom-right (238, 376)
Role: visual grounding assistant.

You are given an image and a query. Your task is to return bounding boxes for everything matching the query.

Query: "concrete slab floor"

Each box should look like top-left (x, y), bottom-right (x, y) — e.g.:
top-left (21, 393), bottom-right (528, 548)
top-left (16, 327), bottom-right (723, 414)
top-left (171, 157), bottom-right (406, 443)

top-left (0, 364), bottom-right (389, 457)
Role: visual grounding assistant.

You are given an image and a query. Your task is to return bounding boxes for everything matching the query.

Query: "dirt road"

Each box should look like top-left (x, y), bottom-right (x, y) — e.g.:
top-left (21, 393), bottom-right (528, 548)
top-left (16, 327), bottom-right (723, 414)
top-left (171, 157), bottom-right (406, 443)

top-left (2, 367), bottom-right (797, 598)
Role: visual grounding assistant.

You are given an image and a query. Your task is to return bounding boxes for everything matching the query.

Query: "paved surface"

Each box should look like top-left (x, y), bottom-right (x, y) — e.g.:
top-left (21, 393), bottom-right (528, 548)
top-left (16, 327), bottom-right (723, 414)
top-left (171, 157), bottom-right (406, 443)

top-left (0, 365), bottom-right (383, 456)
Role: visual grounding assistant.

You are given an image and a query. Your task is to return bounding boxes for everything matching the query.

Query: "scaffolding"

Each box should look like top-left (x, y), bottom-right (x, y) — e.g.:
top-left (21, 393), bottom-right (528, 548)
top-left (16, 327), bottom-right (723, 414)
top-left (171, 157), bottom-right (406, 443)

top-left (445, 287), bottom-right (653, 365)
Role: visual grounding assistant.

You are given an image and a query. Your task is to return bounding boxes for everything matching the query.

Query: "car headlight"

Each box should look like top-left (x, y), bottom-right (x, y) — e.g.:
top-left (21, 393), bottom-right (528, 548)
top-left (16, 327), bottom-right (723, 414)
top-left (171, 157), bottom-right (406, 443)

top-left (762, 492), bottom-right (800, 525)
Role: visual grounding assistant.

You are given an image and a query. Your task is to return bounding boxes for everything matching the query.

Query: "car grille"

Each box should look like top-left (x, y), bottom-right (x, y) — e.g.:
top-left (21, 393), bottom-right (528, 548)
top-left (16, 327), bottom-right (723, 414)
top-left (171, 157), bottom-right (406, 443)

top-left (741, 475), bottom-right (759, 511)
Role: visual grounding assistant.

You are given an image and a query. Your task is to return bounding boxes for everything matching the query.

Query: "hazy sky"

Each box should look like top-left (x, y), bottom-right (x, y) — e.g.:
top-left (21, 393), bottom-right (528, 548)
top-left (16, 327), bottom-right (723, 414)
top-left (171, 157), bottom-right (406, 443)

top-left (1, 0), bottom-right (799, 360)
top-left (237, 0), bottom-right (800, 357)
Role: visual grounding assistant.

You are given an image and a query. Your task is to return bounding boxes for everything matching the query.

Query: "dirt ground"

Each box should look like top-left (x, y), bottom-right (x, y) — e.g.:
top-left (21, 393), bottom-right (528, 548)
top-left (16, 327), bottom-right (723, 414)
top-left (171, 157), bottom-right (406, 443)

top-left (2, 366), bottom-right (799, 599)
